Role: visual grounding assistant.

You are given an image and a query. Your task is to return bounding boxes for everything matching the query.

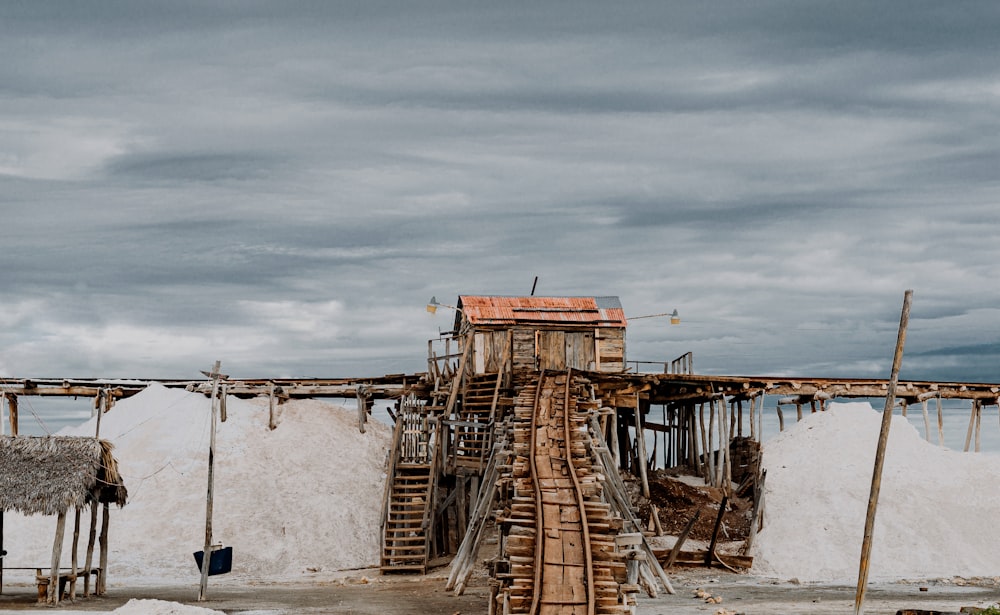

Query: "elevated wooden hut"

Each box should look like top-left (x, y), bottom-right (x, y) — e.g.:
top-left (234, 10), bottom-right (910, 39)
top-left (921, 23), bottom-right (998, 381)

top-left (0, 436), bottom-right (126, 603)
top-left (453, 295), bottom-right (628, 375)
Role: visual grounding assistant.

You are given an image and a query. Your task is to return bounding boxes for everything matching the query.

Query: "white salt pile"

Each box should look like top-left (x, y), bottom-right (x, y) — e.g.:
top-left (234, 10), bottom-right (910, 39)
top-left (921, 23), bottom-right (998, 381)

top-left (112, 599), bottom-right (224, 614)
top-left (3, 384), bottom-right (390, 584)
top-left (751, 401), bottom-right (1000, 582)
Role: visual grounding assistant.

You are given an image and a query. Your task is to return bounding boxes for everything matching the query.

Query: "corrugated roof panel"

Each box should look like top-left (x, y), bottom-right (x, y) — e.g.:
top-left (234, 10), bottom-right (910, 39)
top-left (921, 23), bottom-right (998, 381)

top-left (457, 295), bottom-right (626, 327)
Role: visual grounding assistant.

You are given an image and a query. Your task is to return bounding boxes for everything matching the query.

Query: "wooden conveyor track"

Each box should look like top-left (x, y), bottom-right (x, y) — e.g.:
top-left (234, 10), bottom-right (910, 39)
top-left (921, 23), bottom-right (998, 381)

top-left (505, 370), bottom-right (624, 615)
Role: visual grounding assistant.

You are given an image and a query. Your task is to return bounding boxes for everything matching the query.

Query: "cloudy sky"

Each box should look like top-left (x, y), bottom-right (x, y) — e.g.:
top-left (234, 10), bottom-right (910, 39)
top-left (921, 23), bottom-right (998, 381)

top-left (3, 1), bottom-right (1000, 384)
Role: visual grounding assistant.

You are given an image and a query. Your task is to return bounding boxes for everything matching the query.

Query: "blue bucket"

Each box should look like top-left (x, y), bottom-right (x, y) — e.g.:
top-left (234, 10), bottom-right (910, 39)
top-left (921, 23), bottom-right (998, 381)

top-left (193, 546), bottom-right (233, 576)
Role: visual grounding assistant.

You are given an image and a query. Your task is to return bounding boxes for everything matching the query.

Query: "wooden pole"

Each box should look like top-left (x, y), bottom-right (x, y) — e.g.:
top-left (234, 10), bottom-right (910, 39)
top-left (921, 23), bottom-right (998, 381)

top-left (758, 393), bottom-right (764, 441)
top-left (635, 394), bottom-right (651, 499)
top-left (70, 508), bottom-right (80, 600)
top-left (664, 510), bottom-right (700, 569)
top-left (6, 394), bottom-right (17, 436)
top-left (98, 504), bottom-right (109, 594)
top-left (921, 400), bottom-right (932, 442)
top-left (936, 396), bottom-right (944, 447)
top-left (84, 504), bottom-right (98, 596)
top-left (706, 402), bottom-right (716, 486)
top-left (199, 361), bottom-right (223, 601)
top-left (853, 289), bottom-right (912, 615)
top-left (84, 389), bottom-right (106, 597)
top-left (50, 511), bottom-right (67, 604)
top-left (698, 403), bottom-right (709, 482)
top-left (705, 495), bottom-right (729, 567)
top-left (964, 399), bottom-right (976, 452)
top-left (268, 382), bottom-right (277, 431)
top-left (975, 400), bottom-right (982, 452)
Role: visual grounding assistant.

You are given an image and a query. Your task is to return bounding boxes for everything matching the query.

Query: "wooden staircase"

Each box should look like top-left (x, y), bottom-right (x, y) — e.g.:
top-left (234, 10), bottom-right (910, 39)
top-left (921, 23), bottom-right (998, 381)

top-left (381, 463), bottom-right (434, 573)
top-left (380, 395), bottom-right (438, 574)
top-left (453, 373), bottom-right (509, 472)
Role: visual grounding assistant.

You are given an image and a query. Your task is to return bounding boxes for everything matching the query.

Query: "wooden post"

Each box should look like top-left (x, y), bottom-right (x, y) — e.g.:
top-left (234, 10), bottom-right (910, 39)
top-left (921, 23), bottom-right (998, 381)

top-left (963, 399), bottom-right (976, 452)
top-left (758, 393), bottom-right (764, 439)
top-left (5, 394), bottom-right (17, 436)
top-left (705, 495), bottom-right (728, 567)
top-left (936, 396), bottom-right (944, 447)
top-left (975, 400), bottom-right (982, 452)
top-left (83, 504), bottom-right (98, 597)
top-left (199, 361), bottom-right (224, 601)
top-left (609, 409), bottom-right (619, 468)
top-left (921, 400), bottom-right (932, 442)
top-left (98, 504), bottom-right (109, 594)
top-left (268, 382), bottom-right (277, 431)
top-left (84, 390), bottom-right (107, 597)
top-left (50, 511), bottom-right (67, 604)
top-left (635, 394), bottom-right (651, 499)
top-left (665, 510), bottom-right (700, 569)
top-left (356, 385), bottom-right (369, 434)
top-left (854, 289), bottom-right (912, 615)
top-left (706, 402), bottom-right (716, 486)
top-left (70, 508), bottom-right (80, 600)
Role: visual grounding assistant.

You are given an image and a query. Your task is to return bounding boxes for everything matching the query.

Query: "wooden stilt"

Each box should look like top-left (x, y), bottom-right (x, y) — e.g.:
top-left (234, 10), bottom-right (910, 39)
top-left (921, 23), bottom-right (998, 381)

top-left (757, 393), bottom-right (764, 441)
top-left (83, 504), bottom-right (98, 597)
top-left (964, 399), bottom-right (977, 452)
top-left (921, 400), bottom-right (932, 442)
top-left (975, 400), bottom-right (982, 452)
top-left (706, 402), bottom-right (716, 486)
top-left (98, 504), bottom-right (109, 595)
top-left (635, 394), bottom-right (651, 499)
top-left (70, 508), bottom-right (80, 600)
top-left (50, 512), bottom-right (66, 604)
top-left (698, 403), bottom-right (709, 482)
top-left (937, 396), bottom-right (944, 447)
top-left (689, 407), bottom-right (702, 475)
top-left (5, 394), bottom-right (17, 436)
top-left (268, 383), bottom-right (277, 431)
top-left (777, 406), bottom-right (784, 432)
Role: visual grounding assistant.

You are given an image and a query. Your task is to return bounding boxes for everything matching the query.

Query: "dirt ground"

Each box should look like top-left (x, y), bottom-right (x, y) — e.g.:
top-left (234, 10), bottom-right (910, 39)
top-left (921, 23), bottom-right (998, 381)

top-left (2, 564), bottom-right (998, 615)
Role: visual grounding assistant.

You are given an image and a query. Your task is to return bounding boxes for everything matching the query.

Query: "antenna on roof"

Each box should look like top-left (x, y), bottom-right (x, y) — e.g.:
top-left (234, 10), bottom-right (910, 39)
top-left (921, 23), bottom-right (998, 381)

top-left (530, 276), bottom-right (538, 296)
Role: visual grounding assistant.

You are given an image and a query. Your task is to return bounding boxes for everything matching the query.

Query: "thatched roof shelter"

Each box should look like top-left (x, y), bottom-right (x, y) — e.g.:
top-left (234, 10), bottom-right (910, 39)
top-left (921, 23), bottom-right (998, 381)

top-left (0, 436), bottom-right (127, 516)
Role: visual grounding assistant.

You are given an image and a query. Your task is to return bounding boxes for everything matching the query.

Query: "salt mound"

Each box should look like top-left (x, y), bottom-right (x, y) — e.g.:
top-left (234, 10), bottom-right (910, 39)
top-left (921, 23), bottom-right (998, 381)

top-left (112, 599), bottom-right (225, 614)
top-left (751, 401), bottom-right (1000, 582)
top-left (3, 384), bottom-right (390, 584)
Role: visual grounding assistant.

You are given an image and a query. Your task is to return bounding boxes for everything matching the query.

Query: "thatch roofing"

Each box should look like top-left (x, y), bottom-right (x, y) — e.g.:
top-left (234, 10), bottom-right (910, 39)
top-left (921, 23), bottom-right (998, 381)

top-left (0, 436), bottom-right (127, 516)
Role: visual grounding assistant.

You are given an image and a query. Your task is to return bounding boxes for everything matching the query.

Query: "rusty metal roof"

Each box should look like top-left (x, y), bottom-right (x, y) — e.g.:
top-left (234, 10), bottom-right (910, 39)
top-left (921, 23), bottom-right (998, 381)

top-left (456, 296), bottom-right (626, 327)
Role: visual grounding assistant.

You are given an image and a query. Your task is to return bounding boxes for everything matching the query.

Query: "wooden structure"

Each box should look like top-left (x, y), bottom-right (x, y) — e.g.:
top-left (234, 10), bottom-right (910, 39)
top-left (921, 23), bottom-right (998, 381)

top-left (451, 296), bottom-right (628, 375)
top-left (0, 436), bottom-right (126, 604)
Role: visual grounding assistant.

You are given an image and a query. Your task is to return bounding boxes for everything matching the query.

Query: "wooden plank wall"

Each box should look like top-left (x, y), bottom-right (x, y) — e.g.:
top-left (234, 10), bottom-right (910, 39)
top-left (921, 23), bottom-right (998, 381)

top-left (483, 327), bottom-right (624, 375)
top-left (472, 331), bottom-right (511, 374)
top-left (596, 329), bottom-right (625, 373)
